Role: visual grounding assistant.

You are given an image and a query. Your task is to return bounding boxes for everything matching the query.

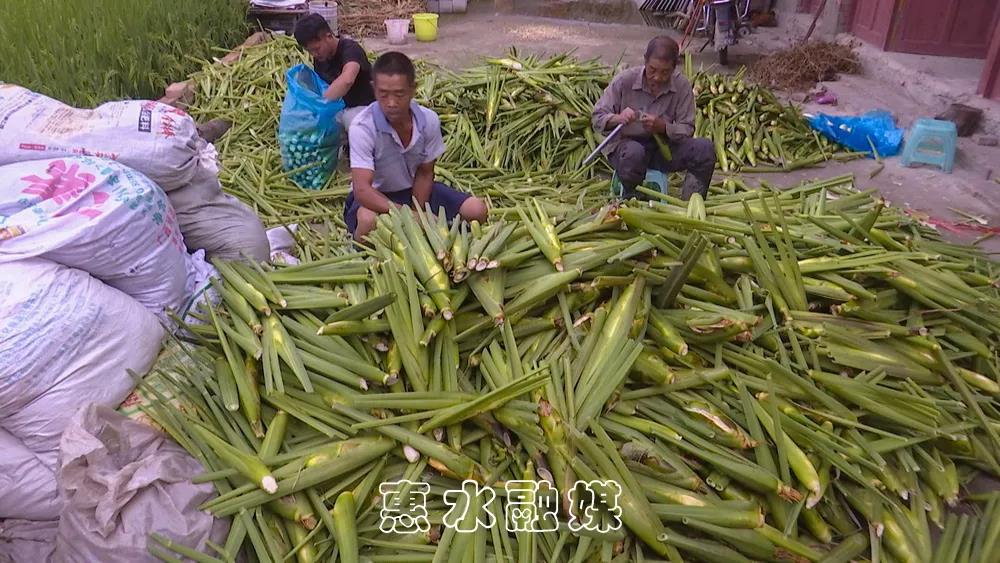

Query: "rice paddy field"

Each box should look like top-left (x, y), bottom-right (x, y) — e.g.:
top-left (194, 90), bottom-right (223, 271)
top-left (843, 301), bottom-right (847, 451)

top-left (0, 0), bottom-right (250, 107)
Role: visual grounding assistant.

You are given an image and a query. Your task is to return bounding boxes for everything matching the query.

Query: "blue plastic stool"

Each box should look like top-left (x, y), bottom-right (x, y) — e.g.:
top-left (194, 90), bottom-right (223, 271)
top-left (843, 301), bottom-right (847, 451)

top-left (901, 118), bottom-right (957, 173)
top-left (611, 169), bottom-right (669, 198)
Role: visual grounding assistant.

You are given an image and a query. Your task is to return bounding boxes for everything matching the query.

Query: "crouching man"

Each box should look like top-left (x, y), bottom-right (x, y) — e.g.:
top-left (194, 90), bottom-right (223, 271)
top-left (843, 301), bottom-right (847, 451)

top-left (592, 36), bottom-right (716, 200)
top-left (345, 52), bottom-right (488, 240)
top-left (293, 13), bottom-right (376, 134)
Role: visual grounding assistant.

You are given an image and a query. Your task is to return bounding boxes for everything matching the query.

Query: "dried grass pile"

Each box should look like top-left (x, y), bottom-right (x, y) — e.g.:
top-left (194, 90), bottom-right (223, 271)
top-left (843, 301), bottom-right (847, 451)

top-left (749, 41), bottom-right (860, 91)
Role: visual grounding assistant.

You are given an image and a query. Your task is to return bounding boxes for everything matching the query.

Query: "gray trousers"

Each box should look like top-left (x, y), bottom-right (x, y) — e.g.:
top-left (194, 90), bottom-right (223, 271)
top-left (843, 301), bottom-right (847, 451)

top-left (609, 136), bottom-right (716, 200)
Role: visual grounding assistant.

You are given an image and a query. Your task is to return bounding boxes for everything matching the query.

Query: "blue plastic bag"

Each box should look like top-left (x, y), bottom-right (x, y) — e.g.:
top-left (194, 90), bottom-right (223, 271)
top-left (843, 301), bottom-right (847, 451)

top-left (278, 64), bottom-right (345, 189)
top-left (808, 110), bottom-right (904, 158)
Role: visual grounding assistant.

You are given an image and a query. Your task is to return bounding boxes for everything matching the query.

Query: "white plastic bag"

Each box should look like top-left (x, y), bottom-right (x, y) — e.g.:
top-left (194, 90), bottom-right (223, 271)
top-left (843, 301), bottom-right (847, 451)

top-left (0, 85), bottom-right (273, 263)
top-left (0, 85), bottom-right (206, 193)
top-left (0, 518), bottom-right (58, 563)
top-left (55, 406), bottom-right (229, 563)
top-left (267, 224), bottom-right (300, 265)
top-left (0, 258), bottom-right (165, 520)
top-left (0, 156), bottom-right (193, 320)
top-left (0, 407), bottom-right (229, 563)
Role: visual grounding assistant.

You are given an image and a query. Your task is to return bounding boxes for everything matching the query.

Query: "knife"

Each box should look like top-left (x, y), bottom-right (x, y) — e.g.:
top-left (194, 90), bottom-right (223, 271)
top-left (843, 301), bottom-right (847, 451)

top-left (583, 122), bottom-right (626, 165)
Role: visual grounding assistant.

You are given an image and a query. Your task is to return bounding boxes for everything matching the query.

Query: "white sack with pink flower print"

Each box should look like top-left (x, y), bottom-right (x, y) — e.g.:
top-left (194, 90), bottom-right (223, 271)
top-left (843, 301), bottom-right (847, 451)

top-left (0, 155), bottom-right (220, 527)
top-left (0, 156), bottom-right (201, 321)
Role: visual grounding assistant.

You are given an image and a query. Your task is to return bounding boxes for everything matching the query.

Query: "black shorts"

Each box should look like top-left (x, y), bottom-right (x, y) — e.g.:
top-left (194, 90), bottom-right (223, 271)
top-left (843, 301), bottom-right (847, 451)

top-left (343, 182), bottom-right (471, 235)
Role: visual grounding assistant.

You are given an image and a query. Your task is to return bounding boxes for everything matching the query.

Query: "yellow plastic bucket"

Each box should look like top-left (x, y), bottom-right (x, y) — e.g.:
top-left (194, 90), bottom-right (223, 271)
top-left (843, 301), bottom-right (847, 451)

top-left (413, 13), bottom-right (439, 42)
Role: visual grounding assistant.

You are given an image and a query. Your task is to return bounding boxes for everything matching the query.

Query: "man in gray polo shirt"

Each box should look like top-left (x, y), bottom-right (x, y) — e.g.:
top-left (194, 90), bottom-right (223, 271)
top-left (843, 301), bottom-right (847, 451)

top-left (345, 52), bottom-right (488, 240)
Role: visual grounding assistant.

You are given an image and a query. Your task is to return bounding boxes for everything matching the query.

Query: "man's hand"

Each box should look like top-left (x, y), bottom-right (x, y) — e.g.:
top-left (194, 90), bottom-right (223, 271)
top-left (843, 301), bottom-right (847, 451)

top-left (640, 112), bottom-right (667, 135)
top-left (613, 107), bottom-right (638, 126)
top-left (387, 201), bottom-right (417, 214)
top-left (412, 161), bottom-right (435, 213)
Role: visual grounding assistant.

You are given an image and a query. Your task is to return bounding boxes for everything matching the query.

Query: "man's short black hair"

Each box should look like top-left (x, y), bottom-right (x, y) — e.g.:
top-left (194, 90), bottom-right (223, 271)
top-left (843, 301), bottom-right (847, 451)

top-left (373, 51), bottom-right (416, 85)
top-left (645, 35), bottom-right (680, 65)
top-left (293, 13), bottom-right (332, 46)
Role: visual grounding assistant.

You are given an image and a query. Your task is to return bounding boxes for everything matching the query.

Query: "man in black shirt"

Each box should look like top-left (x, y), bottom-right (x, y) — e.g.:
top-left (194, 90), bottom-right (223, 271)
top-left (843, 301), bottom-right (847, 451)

top-left (293, 14), bottom-right (376, 136)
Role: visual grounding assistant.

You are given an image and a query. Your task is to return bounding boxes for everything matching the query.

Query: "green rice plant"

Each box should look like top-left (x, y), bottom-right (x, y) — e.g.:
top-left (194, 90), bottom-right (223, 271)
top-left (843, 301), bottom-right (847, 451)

top-left (0, 0), bottom-right (248, 107)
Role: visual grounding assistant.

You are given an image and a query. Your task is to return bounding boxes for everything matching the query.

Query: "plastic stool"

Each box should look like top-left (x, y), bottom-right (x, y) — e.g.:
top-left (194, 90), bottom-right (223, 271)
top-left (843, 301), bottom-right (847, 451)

top-left (901, 118), bottom-right (957, 173)
top-left (611, 169), bottom-right (668, 198)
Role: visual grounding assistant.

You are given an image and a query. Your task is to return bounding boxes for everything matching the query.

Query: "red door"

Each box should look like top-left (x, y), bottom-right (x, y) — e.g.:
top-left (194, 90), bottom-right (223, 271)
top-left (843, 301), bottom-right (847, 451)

top-left (852, 0), bottom-right (898, 50)
top-left (980, 20), bottom-right (1000, 99)
top-left (888, 0), bottom-right (999, 58)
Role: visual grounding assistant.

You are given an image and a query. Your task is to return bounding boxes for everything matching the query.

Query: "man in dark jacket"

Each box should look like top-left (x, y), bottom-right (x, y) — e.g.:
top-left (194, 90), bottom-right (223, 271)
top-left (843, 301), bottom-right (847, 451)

top-left (592, 35), bottom-right (716, 200)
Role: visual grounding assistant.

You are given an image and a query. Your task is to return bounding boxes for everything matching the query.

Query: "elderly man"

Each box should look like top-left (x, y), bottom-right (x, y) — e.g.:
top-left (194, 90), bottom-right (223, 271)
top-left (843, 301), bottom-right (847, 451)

top-left (346, 52), bottom-right (488, 240)
top-left (592, 36), bottom-right (716, 200)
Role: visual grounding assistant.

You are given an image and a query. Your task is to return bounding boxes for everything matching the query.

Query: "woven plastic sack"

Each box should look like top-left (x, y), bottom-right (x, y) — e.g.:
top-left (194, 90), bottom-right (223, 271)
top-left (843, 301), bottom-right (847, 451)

top-left (808, 110), bottom-right (904, 158)
top-left (278, 64), bottom-right (345, 189)
top-left (0, 258), bottom-right (164, 521)
top-left (54, 406), bottom-right (228, 563)
top-left (0, 406), bottom-right (231, 563)
top-left (0, 84), bottom-right (205, 193)
top-left (0, 156), bottom-right (193, 320)
top-left (167, 161), bottom-right (270, 262)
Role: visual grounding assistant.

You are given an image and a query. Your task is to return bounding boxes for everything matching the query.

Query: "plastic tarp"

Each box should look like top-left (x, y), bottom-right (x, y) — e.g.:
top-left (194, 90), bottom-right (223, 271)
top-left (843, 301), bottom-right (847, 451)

top-left (808, 110), bottom-right (905, 158)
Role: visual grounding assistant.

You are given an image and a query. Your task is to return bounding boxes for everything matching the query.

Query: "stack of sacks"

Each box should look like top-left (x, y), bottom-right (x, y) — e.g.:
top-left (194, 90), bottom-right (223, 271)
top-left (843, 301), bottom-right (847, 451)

top-left (0, 84), bottom-right (269, 262)
top-left (0, 156), bottom-right (212, 521)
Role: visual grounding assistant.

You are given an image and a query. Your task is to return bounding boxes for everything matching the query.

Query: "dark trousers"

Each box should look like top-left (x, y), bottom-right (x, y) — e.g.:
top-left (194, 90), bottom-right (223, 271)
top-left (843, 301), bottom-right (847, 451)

top-left (608, 136), bottom-right (716, 200)
top-left (343, 182), bottom-right (470, 236)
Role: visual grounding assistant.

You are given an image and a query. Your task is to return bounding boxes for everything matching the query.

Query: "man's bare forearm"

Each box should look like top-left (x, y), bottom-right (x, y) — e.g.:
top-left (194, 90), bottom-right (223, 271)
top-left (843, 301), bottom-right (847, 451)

top-left (324, 77), bottom-right (353, 101)
top-left (355, 185), bottom-right (395, 213)
top-left (411, 168), bottom-right (434, 209)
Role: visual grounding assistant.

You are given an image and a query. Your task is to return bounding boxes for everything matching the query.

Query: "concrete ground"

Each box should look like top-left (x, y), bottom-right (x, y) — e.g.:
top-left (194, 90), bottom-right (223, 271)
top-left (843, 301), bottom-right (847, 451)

top-left (364, 3), bottom-right (667, 68)
top-left (362, 0), bottom-right (1000, 253)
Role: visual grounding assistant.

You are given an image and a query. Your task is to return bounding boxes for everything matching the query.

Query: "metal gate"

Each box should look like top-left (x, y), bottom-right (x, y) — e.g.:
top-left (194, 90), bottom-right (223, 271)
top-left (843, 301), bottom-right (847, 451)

top-left (637, 0), bottom-right (690, 15)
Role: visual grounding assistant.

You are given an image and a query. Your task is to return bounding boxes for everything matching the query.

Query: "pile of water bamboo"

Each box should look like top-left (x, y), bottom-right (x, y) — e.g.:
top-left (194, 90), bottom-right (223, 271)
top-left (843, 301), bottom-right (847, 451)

top-left (146, 174), bottom-right (1000, 562)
